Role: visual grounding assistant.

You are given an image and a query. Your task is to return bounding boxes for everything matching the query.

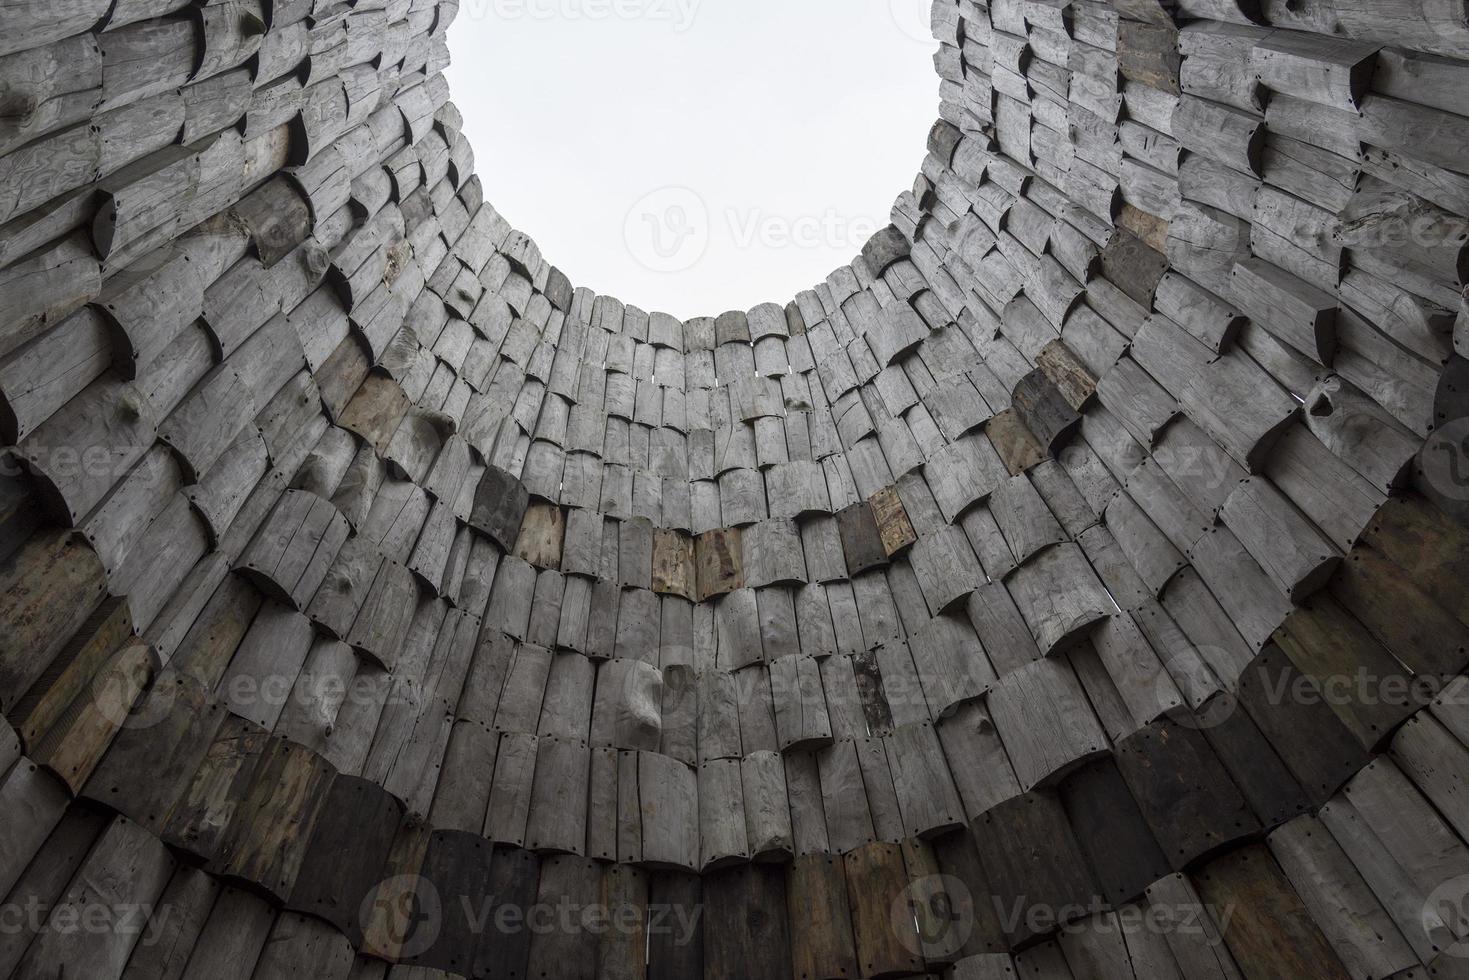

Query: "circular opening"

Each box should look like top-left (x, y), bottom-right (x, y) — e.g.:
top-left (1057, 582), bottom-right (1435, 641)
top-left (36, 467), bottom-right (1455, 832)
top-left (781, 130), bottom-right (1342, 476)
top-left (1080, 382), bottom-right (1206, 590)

top-left (447, 0), bottom-right (938, 317)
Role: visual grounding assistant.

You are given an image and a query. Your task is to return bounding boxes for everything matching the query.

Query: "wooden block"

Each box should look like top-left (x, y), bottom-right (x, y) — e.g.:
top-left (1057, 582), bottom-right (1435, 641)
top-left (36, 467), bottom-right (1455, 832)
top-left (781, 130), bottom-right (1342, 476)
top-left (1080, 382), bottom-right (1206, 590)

top-left (83, 669), bottom-right (225, 837)
top-left (249, 913), bottom-right (355, 980)
top-left (696, 527), bottom-right (744, 600)
top-left (32, 637), bottom-right (155, 795)
top-left (1060, 757), bottom-right (1173, 907)
top-left (818, 739), bottom-right (877, 853)
top-left (358, 823), bottom-right (431, 962)
top-left (470, 465), bottom-right (530, 551)
top-left (973, 791), bottom-right (1102, 949)
top-left (213, 737), bottom-right (334, 902)
top-left (987, 409), bottom-right (1047, 476)
top-left (789, 853), bottom-right (861, 979)
top-left (1235, 647), bottom-right (1372, 808)
top-left (512, 500), bottom-right (564, 569)
top-left (741, 750), bottom-right (794, 861)
top-left (702, 864), bottom-right (794, 980)
top-left (1013, 369), bottom-right (1082, 454)
top-left (485, 732), bottom-right (538, 847)
top-left (1192, 844), bottom-right (1354, 980)
top-left (288, 775), bottom-right (403, 946)
top-left (597, 863), bottom-right (650, 980)
top-left (1004, 542), bottom-right (1113, 655)
top-left (652, 527), bottom-right (697, 600)
top-left (869, 486), bottom-right (917, 557)
top-left (1267, 814), bottom-right (1419, 980)
top-left (13, 815), bottom-right (175, 980)
top-left (837, 500), bottom-right (888, 575)
top-left (410, 829), bottom-right (498, 977)
top-left (770, 655), bottom-right (834, 752)
top-left (1330, 545), bottom-right (1469, 679)
top-left (1272, 593), bottom-right (1420, 751)
top-left (338, 373), bottom-right (411, 456)
top-left (699, 757), bottom-right (749, 870)
top-left (1194, 693), bottom-right (1312, 831)
top-left (237, 489), bottom-right (350, 609)
top-left (346, 557), bottom-right (417, 670)
top-left (887, 721), bottom-right (966, 839)
top-left (988, 657), bottom-right (1109, 791)
top-left (525, 855), bottom-right (601, 979)
top-left (475, 846), bottom-right (541, 980)
top-left (648, 871), bottom-right (703, 980)
top-left (843, 841), bottom-right (926, 978)
top-left (1114, 718), bottom-right (1262, 870)
top-left (0, 528), bottom-right (108, 714)
top-left (1360, 494), bottom-right (1469, 630)
top-left (526, 734), bottom-right (589, 854)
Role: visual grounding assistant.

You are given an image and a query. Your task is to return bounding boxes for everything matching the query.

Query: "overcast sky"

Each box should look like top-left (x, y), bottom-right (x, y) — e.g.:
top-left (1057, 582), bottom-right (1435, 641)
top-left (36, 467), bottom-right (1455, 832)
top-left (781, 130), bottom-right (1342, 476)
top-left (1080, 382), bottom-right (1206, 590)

top-left (445, 0), bottom-right (938, 319)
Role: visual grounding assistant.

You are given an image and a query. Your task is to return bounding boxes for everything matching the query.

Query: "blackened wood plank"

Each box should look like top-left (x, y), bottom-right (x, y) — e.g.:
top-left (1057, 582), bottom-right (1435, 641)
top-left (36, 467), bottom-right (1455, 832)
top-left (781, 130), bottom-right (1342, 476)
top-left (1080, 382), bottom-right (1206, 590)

top-left (703, 864), bottom-right (794, 980)
top-left (1059, 757), bottom-right (1172, 906)
top-left (288, 774), bottom-right (403, 946)
top-left (1114, 718), bottom-right (1262, 870)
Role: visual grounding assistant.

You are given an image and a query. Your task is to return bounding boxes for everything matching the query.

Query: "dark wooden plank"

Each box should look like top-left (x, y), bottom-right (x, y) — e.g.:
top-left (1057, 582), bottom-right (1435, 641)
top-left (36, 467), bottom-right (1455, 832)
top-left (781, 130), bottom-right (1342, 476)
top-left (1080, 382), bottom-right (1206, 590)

top-left (930, 826), bottom-right (1008, 957)
top-left (287, 775), bottom-right (403, 946)
top-left (410, 829), bottom-right (498, 977)
top-left (0, 528), bottom-right (108, 714)
top-left (1235, 646), bottom-right (1372, 808)
top-left (648, 871), bottom-right (703, 980)
top-left (987, 410), bottom-right (1047, 476)
top-left (837, 501), bottom-right (888, 576)
top-left (1058, 757), bottom-right (1172, 907)
top-left (525, 855), bottom-right (601, 980)
top-left (82, 669), bottom-right (225, 838)
top-left (703, 863), bottom-right (793, 980)
top-left (1329, 545), bottom-right (1469, 678)
top-left (1271, 593), bottom-right (1421, 750)
top-left (972, 791), bottom-right (1102, 949)
top-left (1192, 844), bottom-right (1354, 980)
top-left (470, 464), bottom-right (530, 551)
top-left (1012, 370), bottom-right (1081, 454)
top-left (1193, 693), bottom-right (1312, 832)
top-left (1113, 718), bottom-right (1262, 871)
top-left (476, 846), bottom-right (542, 980)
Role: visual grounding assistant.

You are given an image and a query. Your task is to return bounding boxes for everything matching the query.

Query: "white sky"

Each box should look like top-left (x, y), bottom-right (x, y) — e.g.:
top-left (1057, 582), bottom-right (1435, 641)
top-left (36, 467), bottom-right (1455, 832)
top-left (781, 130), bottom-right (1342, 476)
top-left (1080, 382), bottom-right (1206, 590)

top-left (445, 0), bottom-right (939, 319)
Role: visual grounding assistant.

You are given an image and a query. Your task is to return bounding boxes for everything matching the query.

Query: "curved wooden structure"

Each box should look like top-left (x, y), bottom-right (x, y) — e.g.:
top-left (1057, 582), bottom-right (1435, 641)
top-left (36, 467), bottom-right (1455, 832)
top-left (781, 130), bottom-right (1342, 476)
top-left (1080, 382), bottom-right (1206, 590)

top-left (2, 0), bottom-right (1469, 977)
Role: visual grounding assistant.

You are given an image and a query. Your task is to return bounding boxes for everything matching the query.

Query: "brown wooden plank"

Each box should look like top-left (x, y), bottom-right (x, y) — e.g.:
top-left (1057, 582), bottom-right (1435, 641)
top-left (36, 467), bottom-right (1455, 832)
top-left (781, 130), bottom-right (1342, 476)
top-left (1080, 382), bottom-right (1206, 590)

top-left (696, 527), bottom-right (745, 600)
top-left (212, 737), bottom-right (335, 901)
top-left (0, 528), bottom-right (108, 714)
top-left (788, 853), bottom-right (860, 980)
top-left (987, 409), bottom-right (1047, 476)
top-left (1191, 844), bottom-right (1354, 980)
top-left (844, 841), bottom-right (926, 978)
top-left (652, 527), bottom-right (697, 600)
top-left (870, 486), bottom-right (918, 557)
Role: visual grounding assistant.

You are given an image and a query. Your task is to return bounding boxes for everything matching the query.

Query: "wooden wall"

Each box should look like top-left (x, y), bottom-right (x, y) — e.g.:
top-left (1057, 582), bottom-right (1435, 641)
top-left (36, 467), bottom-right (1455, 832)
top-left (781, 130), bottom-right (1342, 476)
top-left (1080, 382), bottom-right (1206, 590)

top-left (1, 0), bottom-right (1469, 977)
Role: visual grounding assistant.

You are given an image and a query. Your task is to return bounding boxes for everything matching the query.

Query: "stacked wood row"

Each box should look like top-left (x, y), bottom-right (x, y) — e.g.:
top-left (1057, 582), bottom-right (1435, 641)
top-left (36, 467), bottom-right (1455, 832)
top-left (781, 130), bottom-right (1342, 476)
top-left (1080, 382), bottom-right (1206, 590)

top-left (1, 0), bottom-right (1468, 977)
